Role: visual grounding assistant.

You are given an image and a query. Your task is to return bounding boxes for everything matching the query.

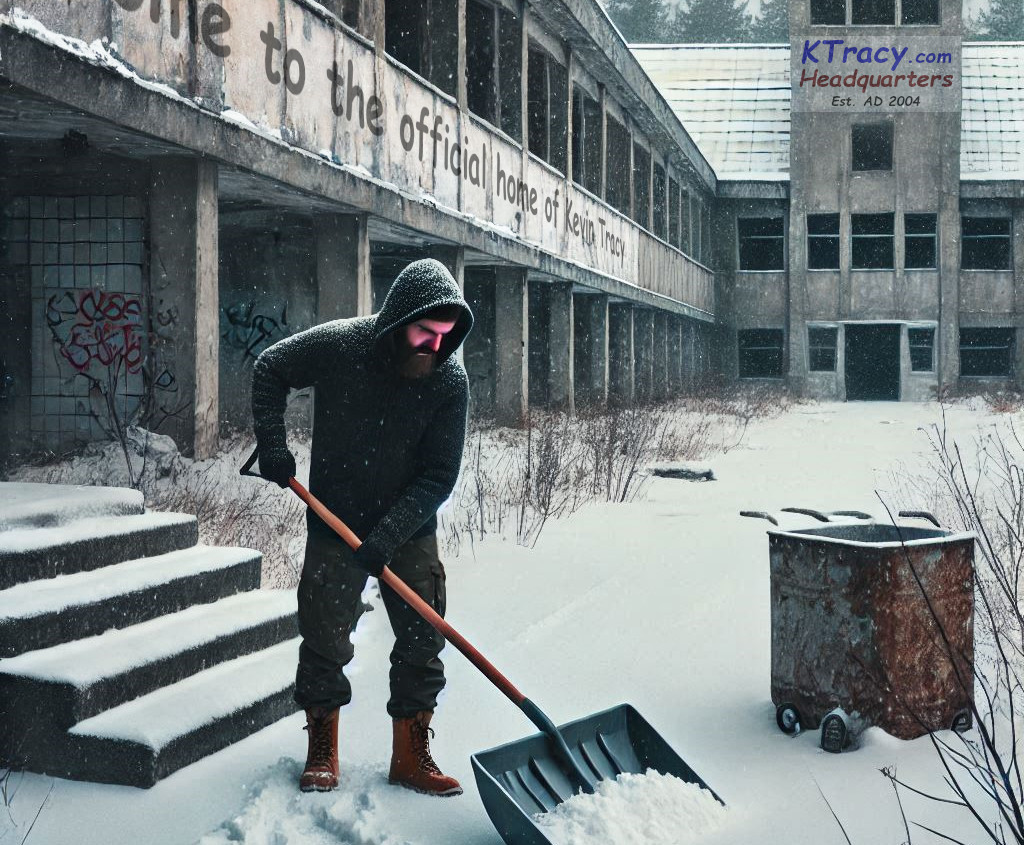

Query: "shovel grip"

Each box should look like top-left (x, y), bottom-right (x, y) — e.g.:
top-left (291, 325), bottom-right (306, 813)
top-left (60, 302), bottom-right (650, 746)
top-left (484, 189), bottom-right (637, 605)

top-left (288, 477), bottom-right (529, 709)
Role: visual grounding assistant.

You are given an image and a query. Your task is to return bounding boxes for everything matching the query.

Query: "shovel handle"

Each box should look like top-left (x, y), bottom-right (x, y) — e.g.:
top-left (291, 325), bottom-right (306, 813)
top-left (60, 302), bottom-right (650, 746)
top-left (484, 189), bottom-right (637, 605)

top-left (286, 476), bottom-right (529, 709)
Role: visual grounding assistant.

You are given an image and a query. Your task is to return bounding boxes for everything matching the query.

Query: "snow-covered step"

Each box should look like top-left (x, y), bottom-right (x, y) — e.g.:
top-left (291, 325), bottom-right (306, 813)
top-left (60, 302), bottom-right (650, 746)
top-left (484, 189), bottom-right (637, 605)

top-left (0, 483), bottom-right (145, 530)
top-left (66, 637), bottom-right (300, 787)
top-left (0, 589), bottom-right (297, 734)
top-left (0, 545), bottom-right (263, 657)
top-left (0, 511), bottom-right (199, 589)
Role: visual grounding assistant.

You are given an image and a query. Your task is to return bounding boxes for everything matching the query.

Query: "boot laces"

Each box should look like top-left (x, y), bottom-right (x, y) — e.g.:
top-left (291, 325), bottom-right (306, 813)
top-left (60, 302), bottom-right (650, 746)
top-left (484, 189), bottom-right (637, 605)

top-left (411, 720), bottom-right (443, 776)
top-left (305, 712), bottom-right (334, 766)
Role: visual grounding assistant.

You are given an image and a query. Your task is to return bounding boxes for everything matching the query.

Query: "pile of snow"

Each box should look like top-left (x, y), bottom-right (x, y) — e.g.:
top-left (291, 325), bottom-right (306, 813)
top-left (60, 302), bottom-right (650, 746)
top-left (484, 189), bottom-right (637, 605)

top-left (534, 770), bottom-right (728, 845)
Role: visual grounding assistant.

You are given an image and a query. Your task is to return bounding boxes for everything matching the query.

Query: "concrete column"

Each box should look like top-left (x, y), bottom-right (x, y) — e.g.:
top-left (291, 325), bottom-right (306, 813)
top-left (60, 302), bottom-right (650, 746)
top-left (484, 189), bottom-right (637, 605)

top-left (652, 311), bottom-right (668, 401)
top-left (149, 158), bottom-right (219, 459)
top-left (633, 309), bottom-right (655, 404)
top-left (427, 244), bottom-right (465, 293)
top-left (608, 302), bottom-right (634, 406)
top-left (668, 317), bottom-right (683, 396)
top-left (316, 213), bottom-right (371, 320)
top-left (681, 320), bottom-right (696, 392)
top-left (547, 282), bottom-right (574, 412)
top-left (495, 267), bottom-right (528, 426)
top-left (573, 293), bottom-right (608, 407)
top-left (360, 0), bottom-right (386, 46)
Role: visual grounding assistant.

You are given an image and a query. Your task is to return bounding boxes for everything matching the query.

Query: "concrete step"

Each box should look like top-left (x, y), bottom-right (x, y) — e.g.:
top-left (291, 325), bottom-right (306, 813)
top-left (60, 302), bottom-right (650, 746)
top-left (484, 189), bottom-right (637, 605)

top-left (65, 637), bottom-right (300, 787)
top-left (0, 483), bottom-right (145, 531)
top-left (0, 589), bottom-right (298, 762)
top-left (0, 512), bottom-right (199, 589)
top-left (0, 545), bottom-right (264, 657)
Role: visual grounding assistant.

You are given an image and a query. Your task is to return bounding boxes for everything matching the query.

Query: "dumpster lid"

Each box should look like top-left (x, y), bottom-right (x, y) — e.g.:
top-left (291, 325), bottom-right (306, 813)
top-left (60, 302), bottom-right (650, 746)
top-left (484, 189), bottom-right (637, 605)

top-left (767, 523), bottom-right (976, 548)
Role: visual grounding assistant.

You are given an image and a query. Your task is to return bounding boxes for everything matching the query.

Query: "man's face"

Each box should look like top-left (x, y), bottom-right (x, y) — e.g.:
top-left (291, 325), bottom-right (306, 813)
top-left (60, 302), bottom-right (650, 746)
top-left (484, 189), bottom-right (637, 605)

top-left (396, 317), bottom-right (457, 378)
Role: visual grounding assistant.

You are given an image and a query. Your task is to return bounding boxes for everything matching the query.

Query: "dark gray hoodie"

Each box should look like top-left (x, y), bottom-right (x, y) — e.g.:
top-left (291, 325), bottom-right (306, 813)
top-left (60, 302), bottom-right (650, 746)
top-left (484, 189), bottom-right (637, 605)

top-left (251, 259), bottom-right (474, 559)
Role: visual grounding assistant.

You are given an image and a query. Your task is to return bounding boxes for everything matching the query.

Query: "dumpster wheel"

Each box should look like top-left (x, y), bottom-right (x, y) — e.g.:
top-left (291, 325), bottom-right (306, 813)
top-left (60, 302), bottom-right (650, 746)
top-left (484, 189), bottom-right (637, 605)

top-left (776, 703), bottom-right (802, 735)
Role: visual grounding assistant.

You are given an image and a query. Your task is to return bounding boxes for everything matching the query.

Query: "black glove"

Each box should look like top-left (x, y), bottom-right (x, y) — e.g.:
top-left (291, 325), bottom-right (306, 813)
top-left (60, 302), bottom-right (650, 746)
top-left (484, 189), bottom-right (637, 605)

top-left (352, 543), bottom-right (388, 577)
top-left (259, 446), bottom-right (295, 488)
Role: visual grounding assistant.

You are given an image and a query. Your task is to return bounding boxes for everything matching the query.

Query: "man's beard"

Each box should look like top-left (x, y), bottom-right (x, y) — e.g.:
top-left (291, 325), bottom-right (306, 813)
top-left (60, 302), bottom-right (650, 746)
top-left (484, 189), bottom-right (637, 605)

top-left (395, 346), bottom-right (438, 379)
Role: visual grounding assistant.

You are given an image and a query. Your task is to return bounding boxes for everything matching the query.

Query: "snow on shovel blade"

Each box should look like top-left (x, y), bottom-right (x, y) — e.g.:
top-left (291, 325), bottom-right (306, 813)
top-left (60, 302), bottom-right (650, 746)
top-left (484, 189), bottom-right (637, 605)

top-left (471, 703), bottom-right (722, 845)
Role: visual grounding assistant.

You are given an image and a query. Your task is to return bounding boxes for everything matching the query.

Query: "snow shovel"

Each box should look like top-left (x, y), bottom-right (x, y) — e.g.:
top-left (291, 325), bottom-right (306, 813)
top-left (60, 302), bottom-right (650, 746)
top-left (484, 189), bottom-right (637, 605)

top-left (242, 448), bottom-right (721, 845)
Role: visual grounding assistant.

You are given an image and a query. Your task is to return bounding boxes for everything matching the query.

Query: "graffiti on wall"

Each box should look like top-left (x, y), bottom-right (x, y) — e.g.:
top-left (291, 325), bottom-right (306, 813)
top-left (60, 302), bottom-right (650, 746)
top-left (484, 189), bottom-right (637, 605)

top-left (46, 290), bottom-right (144, 376)
top-left (221, 300), bottom-right (290, 361)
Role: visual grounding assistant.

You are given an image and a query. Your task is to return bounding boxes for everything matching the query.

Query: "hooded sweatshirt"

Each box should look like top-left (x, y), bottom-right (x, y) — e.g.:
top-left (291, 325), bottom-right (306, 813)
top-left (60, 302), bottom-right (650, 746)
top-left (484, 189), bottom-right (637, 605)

top-left (251, 259), bottom-right (474, 560)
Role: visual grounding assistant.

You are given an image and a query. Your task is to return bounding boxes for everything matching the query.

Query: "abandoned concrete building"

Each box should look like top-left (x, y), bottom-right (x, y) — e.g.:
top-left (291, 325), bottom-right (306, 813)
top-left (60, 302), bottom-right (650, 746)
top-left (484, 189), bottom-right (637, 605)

top-left (0, 0), bottom-right (1022, 462)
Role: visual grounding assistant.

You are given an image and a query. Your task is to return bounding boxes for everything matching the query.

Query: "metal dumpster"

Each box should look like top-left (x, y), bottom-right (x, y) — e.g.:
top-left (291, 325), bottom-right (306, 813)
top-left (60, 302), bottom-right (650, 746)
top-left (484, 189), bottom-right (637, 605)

top-left (768, 520), bottom-right (975, 739)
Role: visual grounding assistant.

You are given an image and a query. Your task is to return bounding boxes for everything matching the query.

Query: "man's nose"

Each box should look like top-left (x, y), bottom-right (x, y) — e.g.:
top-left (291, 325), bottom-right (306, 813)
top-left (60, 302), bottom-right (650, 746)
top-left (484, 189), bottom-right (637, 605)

top-left (427, 333), bottom-right (443, 352)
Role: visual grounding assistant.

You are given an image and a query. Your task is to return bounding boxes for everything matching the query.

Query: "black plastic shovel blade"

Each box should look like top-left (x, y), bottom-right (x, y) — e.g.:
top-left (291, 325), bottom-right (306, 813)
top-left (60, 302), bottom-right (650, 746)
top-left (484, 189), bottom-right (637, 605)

top-left (470, 703), bottom-right (722, 845)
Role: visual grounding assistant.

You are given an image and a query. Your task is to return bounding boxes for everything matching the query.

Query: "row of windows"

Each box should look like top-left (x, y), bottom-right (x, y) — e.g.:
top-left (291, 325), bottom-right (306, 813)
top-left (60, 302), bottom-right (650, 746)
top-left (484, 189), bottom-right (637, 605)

top-left (738, 215), bottom-right (1014, 271)
top-left (811, 0), bottom-right (940, 26)
top-left (738, 327), bottom-right (1015, 379)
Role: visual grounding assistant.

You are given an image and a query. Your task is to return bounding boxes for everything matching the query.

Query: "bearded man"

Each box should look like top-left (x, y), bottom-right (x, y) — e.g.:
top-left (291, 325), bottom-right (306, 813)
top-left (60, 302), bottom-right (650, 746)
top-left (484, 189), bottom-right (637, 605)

top-left (251, 258), bottom-right (473, 796)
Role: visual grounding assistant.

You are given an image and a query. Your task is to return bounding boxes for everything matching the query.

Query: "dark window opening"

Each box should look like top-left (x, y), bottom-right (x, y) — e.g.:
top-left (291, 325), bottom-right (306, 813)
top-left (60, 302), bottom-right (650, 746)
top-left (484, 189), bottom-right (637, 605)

top-left (386, 0), bottom-right (458, 96)
top-left (385, 0), bottom-right (423, 75)
top-left (739, 329), bottom-right (785, 379)
top-left (667, 177), bottom-right (680, 249)
top-left (853, 0), bottom-right (895, 24)
top-left (808, 213), bottom-right (840, 269)
top-left (652, 164), bottom-right (666, 239)
top-left (498, 9), bottom-right (522, 140)
top-left (738, 217), bottom-right (785, 271)
top-left (960, 328), bottom-right (1015, 377)
top-left (808, 327), bottom-right (838, 372)
top-left (811, 0), bottom-right (845, 24)
top-left (852, 123), bottom-right (893, 171)
top-left (909, 327), bottom-right (935, 372)
top-left (852, 213), bottom-right (894, 269)
top-left (632, 144), bottom-right (651, 228)
top-left (605, 116), bottom-right (631, 214)
top-left (902, 0), bottom-right (939, 24)
top-left (962, 217), bottom-right (1012, 270)
top-left (681, 190), bottom-right (691, 254)
top-left (466, 2), bottom-right (496, 124)
top-left (527, 45), bottom-right (568, 173)
top-left (905, 213), bottom-right (937, 269)
top-left (571, 89), bottom-right (601, 194)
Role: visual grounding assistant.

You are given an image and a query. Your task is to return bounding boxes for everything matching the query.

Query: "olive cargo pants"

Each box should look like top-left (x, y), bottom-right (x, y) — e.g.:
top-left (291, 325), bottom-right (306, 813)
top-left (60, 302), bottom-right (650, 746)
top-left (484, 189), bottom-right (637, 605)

top-left (295, 531), bottom-right (447, 718)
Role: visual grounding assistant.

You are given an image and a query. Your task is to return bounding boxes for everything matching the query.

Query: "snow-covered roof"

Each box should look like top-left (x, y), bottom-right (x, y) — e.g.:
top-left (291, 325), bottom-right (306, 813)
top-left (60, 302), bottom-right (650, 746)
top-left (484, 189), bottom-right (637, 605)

top-left (632, 42), bottom-right (1024, 182)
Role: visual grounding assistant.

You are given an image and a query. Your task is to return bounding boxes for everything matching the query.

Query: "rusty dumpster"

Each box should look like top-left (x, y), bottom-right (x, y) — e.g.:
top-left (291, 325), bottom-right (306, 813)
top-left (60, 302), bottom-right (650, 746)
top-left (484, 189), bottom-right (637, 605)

top-left (768, 521), bottom-right (975, 740)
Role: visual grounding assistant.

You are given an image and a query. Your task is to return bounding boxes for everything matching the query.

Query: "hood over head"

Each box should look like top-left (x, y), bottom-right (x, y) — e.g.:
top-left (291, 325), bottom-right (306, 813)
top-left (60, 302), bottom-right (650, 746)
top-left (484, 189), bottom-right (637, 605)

top-left (373, 258), bottom-right (474, 367)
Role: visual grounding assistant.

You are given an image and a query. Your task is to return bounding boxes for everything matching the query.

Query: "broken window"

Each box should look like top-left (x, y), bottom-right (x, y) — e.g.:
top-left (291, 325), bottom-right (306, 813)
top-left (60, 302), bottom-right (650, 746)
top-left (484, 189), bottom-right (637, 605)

top-left (851, 213), bottom-right (894, 269)
top-left (571, 88), bottom-right (602, 194)
top-left (811, 0), bottom-right (845, 24)
top-left (909, 327), bottom-right (935, 371)
top-left (902, 0), bottom-right (939, 24)
top-left (738, 217), bottom-right (784, 271)
top-left (807, 214), bottom-right (840, 269)
top-left (466, 0), bottom-right (522, 140)
top-left (808, 326), bottom-right (838, 372)
top-left (667, 177), bottom-right (680, 249)
top-left (527, 45), bottom-right (568, 173)
top-left (633, 143), bottom-right (651, 228)
top-left (962, 217), bottom-right (1012, 270)
top-left (852, 123), bottom-right (893, 171)
top-left (852, 0), bottom-right (895, 24)
top-left (904, 213), bottom-right (937, 269)
top-left (738, 329), bottom-right (785, 379)
top-left (960, 328), bottom-right (1015, 377)
top-left (385, 0), bottom-right (458, 97)
top-left (652, 163), bottom-right (666, 238)
top-left (604, 115), bottom-right (631, 214)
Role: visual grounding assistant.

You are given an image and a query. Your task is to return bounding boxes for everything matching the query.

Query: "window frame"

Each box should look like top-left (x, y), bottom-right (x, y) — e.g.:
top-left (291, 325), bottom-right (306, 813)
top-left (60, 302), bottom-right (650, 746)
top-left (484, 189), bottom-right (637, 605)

top-left (959, 327), bottom-right (1016, 378)
top-left (851, 212), bottom-right (895, 270)
top-left (807, 213), bottom-right (840, 270)
top-left (527, 42), bottom-right (568, 174)
top-left (738, 328), bottom-right (785, 379)
top-left (571, 85), bottom-right (601, 196)
top-left (908, 326), bottom-right (936, 372)
top-left (852, 0), bottom-right (895, 25)
top-left (901, 0), bottom-right (940, 25)
top-left (810, 0), bottom-right (845, 24)
top-left (808, 325), bottom-right (839, 372)
top-left (961, 216), bottom-right (1013, 271)
top-left (904, 212), bottom-right (937, 270)
top-left (737, 216), bottom-right (785, 272)
top-left (852, 123), bottom-right (894, 172)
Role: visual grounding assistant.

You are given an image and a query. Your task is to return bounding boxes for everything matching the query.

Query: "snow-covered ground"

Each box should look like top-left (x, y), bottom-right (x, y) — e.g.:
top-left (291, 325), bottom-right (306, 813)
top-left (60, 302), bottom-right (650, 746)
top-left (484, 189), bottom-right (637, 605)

top-left (0, 400), bottom-right (1013, 844)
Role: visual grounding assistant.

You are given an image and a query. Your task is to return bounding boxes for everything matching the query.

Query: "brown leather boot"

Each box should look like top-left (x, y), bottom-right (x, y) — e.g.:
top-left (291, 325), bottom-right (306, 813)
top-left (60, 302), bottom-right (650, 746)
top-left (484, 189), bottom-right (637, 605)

top-left (388, 711), bottom-right (463, 797)
top-left (300, 706), bottom-right (340, 792)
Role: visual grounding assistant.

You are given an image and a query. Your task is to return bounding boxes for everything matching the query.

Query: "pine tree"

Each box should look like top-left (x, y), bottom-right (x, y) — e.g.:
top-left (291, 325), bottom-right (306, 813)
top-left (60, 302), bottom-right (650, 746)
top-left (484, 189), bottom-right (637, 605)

top-left (749, 0), bottom-right (789, 42)
top-left (671, 0), bottom-right (751, 43)
top-left (972, 0), bottom-right (1024, 40)
top-left (605, 0), bottom-right (673, 44)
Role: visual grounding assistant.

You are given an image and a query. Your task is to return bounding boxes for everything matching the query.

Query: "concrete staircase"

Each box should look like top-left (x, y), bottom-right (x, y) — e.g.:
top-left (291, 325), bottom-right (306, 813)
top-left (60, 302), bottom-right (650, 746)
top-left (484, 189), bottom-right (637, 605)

top-left (0, 483), bottom-right (299, 787)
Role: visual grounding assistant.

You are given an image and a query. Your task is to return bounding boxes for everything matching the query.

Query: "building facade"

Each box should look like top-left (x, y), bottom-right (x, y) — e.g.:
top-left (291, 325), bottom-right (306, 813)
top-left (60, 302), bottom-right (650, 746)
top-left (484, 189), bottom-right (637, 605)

top-left (0, 0), bottom-right (717, 462)
top-left (636, 0), bottom-right (1024, 402)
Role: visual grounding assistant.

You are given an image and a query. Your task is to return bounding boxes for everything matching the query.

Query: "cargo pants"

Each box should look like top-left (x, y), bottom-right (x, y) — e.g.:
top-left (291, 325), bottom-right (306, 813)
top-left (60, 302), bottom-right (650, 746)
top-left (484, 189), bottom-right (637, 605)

top-left (294, 530), bottom-right (447, 718)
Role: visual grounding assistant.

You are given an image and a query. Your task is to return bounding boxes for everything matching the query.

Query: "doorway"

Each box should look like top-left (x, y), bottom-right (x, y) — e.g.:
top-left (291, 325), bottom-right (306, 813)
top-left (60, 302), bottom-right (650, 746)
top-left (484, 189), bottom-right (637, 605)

top-left (844, 324), bottom-right (900, 401)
